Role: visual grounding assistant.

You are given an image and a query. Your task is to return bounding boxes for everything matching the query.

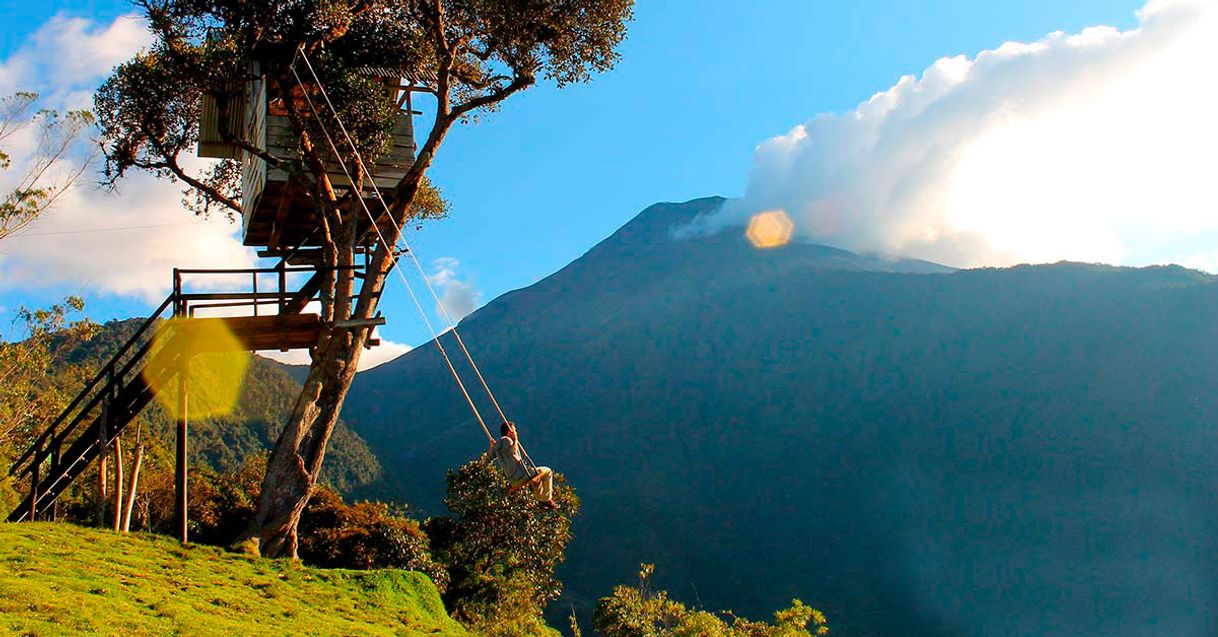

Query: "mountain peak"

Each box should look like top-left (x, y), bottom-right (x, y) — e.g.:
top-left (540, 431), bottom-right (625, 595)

top-left (598, 196), bottom-right (727, 248)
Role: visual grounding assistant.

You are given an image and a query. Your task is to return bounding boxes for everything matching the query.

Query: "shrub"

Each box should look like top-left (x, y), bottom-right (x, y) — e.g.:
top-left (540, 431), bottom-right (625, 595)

top-left (0, 471), bottom-right (20, 517)
top-left (298, 487), bottom-right (448, 591)
top-left (426, 459), bottom-right (579, 636)
top-left (593, 564), bottom-right (829, 637)
top-left (189, 454), bottom-right (265, 545)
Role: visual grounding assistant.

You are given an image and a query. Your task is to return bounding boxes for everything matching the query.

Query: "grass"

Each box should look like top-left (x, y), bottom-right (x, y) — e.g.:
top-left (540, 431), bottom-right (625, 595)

top-left (0, 522), bottom-right (472, 636)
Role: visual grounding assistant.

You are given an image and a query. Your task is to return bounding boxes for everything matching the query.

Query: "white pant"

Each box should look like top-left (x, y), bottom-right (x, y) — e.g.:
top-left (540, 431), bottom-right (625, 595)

top-left (527, 466), bottom-right (554, 502)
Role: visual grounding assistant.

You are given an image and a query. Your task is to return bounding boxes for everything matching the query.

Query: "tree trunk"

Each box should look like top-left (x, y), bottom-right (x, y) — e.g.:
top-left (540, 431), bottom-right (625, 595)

top-left (111, 438), bottom-right (123, 532)
top-left (241, 65), bottom-right (455, 558)
top-left (122, 443), bottom-right (144, 532)
top-left (242, 325), bottom-right (366, 556)
top-left (96, 453), bottom-right (107, 527)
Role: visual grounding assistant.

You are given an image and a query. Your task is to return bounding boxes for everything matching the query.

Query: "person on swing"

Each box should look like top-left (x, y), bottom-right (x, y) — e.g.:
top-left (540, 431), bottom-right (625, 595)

top-left (489, 421), bottom-right (560, 510)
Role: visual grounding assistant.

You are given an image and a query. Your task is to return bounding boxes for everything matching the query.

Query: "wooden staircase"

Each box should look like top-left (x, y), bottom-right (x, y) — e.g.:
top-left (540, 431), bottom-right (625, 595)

top-left (6, 265), bottom-right (339, 526)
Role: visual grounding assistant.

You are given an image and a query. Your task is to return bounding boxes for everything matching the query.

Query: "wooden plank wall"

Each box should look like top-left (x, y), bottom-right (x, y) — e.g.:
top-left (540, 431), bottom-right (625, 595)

top-left (240, 68), bottom-right (268, 239)
top-left (263, 114), bottom-right (415, 191)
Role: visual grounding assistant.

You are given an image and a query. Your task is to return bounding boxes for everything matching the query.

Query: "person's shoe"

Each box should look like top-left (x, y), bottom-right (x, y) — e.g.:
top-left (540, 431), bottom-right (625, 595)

top-left (541, 499), bottom-right (561, 511)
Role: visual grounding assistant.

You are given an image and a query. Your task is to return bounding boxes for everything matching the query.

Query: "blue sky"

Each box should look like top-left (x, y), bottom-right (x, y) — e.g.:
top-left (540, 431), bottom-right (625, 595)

top-left (0, 0), bottom-right (1194, 357)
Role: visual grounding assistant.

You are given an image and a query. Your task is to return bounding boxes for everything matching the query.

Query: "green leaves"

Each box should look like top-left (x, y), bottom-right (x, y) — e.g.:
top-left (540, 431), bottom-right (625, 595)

top-left (426, 459), bottom-right (579, 634)
top-left (305, 53), bottom-right (398, 165)
top-left (0, 296), bottom-right (97, 461)
top-left (297, 486), bottom-right (450, 592)
top-left (96, 0), bottom-right (634, 219)
top-left (593, 564), bottom-right (831, 637)
top-left (0, 92), bottom-right (96, 242)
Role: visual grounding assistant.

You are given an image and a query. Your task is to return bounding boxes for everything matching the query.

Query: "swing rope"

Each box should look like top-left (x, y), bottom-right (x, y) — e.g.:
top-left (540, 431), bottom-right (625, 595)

top-left (290, 50), bottom-right (540, 473)
top-left (288, 55), bottom-right (493, 444)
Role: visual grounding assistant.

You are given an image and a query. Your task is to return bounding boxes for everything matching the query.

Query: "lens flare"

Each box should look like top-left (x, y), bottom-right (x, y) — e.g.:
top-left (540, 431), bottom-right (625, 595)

top-left (143, 318), bottom-right (251, 419)
top-left (746, 210), bottom-right (795, 249)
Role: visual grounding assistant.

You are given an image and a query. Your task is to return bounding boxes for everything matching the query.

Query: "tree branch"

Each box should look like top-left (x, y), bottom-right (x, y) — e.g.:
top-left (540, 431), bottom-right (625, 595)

top-left (221, 132), bottom-right (292, 172)
top-left (139, 138), bottom-right (243, 214)
top-left (450, 72), bottom-right (535, 120)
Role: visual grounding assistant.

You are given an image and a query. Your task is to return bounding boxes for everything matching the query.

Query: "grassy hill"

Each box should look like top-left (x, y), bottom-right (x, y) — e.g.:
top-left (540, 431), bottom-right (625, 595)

top-left (0, 522), bottom-right (470, 636)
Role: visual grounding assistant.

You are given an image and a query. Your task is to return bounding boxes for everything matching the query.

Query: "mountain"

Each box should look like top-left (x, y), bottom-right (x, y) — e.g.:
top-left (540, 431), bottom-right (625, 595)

top-left (341, 197), bottom-right (1218, 636)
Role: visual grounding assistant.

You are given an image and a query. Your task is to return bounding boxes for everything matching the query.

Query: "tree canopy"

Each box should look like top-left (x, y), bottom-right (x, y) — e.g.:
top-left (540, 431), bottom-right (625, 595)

top-left (96, 0), bottom-right (634, 220)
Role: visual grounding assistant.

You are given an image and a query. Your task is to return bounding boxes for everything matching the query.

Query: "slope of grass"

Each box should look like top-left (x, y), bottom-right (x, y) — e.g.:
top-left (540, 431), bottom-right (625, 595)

top-left (0, 522), bottom-right (472, 636)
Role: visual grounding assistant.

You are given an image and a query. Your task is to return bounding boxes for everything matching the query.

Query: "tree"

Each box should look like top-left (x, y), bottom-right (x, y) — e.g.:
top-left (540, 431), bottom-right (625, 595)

top-left (0, 298), bottom-right (98, 518)
top-left (425, 460), bottom-right (579, 636)
top-left (592, 564), bottom-right (831, 637)
top-left (0, 92), bottom-right (96, 242)
top-left (95, 0), bottom-right (634, 557)
top-left (0, 91), bottom-right (98, 511)
top-left (0, 298), bottom-right (98, 453)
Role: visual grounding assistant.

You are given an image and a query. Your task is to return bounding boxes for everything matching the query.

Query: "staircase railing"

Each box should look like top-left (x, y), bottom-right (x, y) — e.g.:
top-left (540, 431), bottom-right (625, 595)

top-left (6, 263), bottom-right (345, 523)
top-left (7, 292), bottom-right (175, 484)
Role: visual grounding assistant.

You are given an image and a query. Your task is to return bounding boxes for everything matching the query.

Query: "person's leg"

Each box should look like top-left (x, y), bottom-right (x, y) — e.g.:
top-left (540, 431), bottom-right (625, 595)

top-left (531, 466), bottom-right (554, 502)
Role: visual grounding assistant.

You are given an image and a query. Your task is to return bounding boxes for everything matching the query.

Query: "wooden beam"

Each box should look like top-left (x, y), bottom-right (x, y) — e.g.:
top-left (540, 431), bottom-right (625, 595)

top-left (283, 274), bottom-right (323, 315)
top-left (96, 392), bottom-right (109, 528)
top-left (174, 364), bottom-right (188, 544)
top-left (28, 442), bottom-right (39, 522)
top-left (333, 317), bottom-right (386, 330)
top-left (165, 314), bottom-right (324, 352)
top-left (111, 438), bottom-right (123, 532)
top-left (266, 180), bottom-right (294, 252)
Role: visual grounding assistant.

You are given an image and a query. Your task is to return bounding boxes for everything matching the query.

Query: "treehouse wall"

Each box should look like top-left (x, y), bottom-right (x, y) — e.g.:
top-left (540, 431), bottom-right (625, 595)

top-left (241, 73), bottom-right (268, 241)
top-left (244, 111), bottom-right (415, 247)
top-left (262, 113), bottom-right (415, 192)
top-left (198, 63), bottom-right (417, 249)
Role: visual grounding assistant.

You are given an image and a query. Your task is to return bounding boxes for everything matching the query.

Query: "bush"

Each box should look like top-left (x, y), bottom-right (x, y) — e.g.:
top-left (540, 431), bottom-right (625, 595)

top-left (426, 459), bottom-right (579, 636)
top-left (593, 564), bottom-right (829, 637)
top-left (298, 487), bottom-right (448, 592)
top-left (190, 454), bottom-right (265, 545)
top-left (0, 471), bottom-right (20, 517)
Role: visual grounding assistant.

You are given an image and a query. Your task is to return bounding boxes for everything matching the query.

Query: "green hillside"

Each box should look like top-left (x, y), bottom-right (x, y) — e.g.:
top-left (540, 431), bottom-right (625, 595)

top-left (0, 522), bottom-right (470, 636)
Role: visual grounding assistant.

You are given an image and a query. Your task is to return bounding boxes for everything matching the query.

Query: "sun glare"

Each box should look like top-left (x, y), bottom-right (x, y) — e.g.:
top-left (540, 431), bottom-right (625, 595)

top-left (144, 318), bottom-right (251, 419)
top-left (946, 8), bottom-right (1218, 267)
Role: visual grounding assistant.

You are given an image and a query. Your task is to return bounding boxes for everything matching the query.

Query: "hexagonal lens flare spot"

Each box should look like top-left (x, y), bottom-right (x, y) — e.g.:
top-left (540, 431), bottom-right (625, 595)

top-left (746, 210), bottom-right (795, 249)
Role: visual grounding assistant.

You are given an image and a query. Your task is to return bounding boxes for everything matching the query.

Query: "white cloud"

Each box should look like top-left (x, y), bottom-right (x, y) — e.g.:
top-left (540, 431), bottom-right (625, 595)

top-left (0, 14), bottom-right (256, 301)
top-left (0, 174), bottom-right (256, 302)
top-left (259, 337), bottom-right (412, 372)
top-left (687, 0), bottom-right (1218, 271)
top-left (0, 14), bottom-right (153, 109)
top-left (356, 339), bottom-right (413, 370)
top-left (427, 257), bottom-right (482, 322)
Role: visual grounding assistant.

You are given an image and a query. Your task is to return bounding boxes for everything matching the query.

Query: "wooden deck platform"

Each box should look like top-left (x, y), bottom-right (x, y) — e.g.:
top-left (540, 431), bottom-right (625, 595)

top-left (166, 314), bottom-right (323, 353)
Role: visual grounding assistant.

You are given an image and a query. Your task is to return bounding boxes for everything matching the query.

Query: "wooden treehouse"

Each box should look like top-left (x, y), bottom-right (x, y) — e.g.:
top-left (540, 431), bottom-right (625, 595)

top-left (7, 62), bottom-right (428, 540)
top-left (198, 62), bottom-right (426, 250)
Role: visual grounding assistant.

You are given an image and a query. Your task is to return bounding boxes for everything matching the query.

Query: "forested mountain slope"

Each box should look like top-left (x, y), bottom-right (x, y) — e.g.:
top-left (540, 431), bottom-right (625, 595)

top-left (343, 197), bottom-right (1218, 636)
top-left (51, 319), bottom-right (381, 495)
